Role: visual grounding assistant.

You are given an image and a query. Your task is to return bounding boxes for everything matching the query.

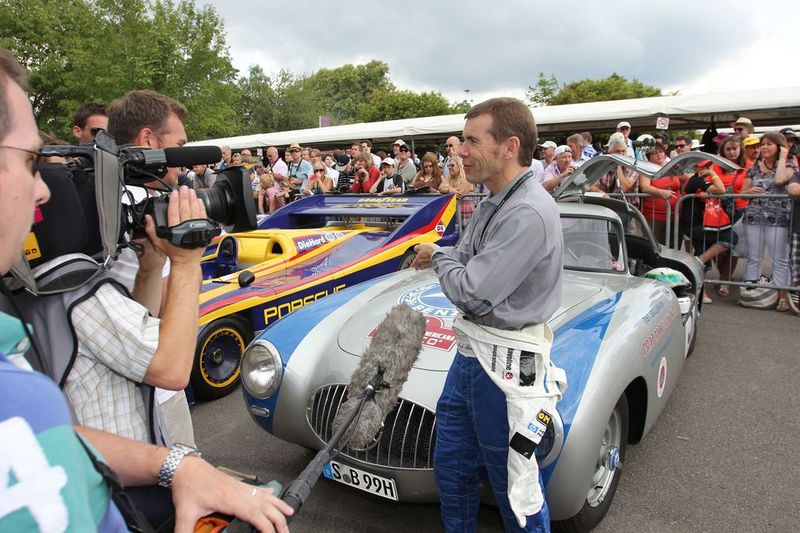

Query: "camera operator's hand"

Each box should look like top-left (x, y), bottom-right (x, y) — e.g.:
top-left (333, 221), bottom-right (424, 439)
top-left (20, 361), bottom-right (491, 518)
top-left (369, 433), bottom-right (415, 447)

top-left (143, 186), bottom-right (207, 266)
top-left (172, 456), bottom-right (293, 533)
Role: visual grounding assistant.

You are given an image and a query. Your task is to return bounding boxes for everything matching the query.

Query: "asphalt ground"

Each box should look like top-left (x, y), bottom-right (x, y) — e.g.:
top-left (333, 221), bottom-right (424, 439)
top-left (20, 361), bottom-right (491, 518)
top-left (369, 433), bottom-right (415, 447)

top-left (192, 293), bottom-right (799, 532)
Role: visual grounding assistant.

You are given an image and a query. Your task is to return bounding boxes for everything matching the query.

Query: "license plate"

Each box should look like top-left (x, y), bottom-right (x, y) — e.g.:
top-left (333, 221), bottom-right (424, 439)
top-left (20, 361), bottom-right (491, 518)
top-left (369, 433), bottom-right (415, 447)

top-left (323, 460), bottom-right (398, 501)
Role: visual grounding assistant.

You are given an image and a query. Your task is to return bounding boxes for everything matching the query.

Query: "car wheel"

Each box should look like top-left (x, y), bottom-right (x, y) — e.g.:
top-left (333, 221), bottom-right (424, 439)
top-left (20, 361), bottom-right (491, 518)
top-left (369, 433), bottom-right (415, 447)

top-left (398, 249), bottom-right (417, 270)
top-left (191, 316), bottom-right (252, 401)
top-left (554, 394), bottom-right (629, 533)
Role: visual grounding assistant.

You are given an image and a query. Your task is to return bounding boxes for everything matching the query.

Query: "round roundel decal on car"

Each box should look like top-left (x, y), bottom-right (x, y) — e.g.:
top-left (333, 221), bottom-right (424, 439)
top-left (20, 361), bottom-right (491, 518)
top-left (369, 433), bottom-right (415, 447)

top-left (399, 283), bottom-right (458, 352)
top-left (657, 356), bottom-right (668, 398)
top-left (435, 220), bottom-right (446, 237)
top-left (399, 283), bottom-right (457, 318)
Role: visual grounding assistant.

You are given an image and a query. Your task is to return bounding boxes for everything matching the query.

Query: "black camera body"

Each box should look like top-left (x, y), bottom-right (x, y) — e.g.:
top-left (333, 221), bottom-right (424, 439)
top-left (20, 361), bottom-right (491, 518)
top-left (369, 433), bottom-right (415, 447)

top-left (30, 131), bottom-right (256, 268)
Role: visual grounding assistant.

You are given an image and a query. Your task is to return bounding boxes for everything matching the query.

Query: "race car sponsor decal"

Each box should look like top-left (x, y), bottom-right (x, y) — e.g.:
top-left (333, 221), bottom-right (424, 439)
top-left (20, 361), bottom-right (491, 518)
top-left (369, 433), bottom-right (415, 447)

top-left (357, 197), bottom-right (409, 204)
top-left (641, 301), bottom-right (665, 324)
top-left (656, 356), bottom-right (667, 398)
top-left (366, 315), bottom-right (457, 352)
top-left (526, 409), bottom-right (552, 443)
top-left (293, 231), bottom-right (346, 252)
top-left (435, 220), bottom-right (446, 237)
top-left (262, 284), bottom-right (346, 325)
top-left (397, 283), bottom-right (457, 351)
top-left (642, 307), bottom-right (676, 355)
top-left (660, 285), bottom-right (675, 301)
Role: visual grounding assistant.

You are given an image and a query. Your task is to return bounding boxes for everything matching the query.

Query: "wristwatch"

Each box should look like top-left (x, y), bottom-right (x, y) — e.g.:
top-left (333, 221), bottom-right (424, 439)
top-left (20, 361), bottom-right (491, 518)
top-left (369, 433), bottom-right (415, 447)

top-left (158, 443), bottom-right (201, 488)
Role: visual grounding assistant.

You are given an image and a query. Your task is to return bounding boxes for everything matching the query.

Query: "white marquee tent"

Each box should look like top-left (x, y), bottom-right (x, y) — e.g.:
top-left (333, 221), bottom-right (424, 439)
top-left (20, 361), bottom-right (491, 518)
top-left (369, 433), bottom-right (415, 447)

top-left (188, 86), bottom-right (800, 150)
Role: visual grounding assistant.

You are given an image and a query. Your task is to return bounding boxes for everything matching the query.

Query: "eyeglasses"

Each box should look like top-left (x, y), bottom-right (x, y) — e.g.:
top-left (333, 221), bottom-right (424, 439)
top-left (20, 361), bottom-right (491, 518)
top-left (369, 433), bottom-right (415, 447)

top-left (399, 147), bottom-right (410, 152)
top-left (90, 127), bottom-right (105, 136)
top-left (733, 127), bottom-right (744, 132)
top-left (0, 145), bottom-right (43, 174)
top-left (314, 169), bottom-right (326, 174)
top-left (675, 144), bottom-right (687, 149)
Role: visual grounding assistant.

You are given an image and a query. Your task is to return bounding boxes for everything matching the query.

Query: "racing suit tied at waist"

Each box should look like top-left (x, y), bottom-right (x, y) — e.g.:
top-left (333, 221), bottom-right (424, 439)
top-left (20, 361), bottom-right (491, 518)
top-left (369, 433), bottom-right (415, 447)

top-left (453, 314), bottom-right (567, 528)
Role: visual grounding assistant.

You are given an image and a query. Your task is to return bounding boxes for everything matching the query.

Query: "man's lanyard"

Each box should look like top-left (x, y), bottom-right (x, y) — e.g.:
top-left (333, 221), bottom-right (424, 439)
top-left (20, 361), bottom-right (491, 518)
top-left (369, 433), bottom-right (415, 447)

top-left (473, 170), bottom-right (533, 255)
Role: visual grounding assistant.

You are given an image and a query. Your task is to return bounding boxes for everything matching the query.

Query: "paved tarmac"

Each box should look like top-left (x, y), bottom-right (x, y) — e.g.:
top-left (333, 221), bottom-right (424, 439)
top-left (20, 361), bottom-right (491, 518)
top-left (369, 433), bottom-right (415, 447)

top-left (192, 294), bottom-right (799, 532)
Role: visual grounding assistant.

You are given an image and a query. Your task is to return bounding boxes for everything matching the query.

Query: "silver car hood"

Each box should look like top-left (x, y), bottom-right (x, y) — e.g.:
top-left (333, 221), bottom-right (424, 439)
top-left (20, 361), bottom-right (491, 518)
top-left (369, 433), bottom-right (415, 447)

top-left (337, 271), bottom-right (602, 371)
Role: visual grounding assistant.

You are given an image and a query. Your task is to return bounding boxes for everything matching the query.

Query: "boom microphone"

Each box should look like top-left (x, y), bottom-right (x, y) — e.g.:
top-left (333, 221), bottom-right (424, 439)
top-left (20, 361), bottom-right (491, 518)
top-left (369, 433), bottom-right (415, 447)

top-left (279, 304), bottom-right (426, 515)
top-left (120, 145), bottom-right (222, 168)
top-left (332, 304), bottom-right (427, 448)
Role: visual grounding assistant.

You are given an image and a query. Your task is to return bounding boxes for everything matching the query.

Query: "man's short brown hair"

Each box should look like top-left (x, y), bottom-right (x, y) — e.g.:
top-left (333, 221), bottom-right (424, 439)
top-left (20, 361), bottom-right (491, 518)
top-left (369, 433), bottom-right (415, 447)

top-left (73, 102), bottom-right (107, 129)
top-left (107, 89), bottom-right (188, 145)
top-left (465, 97), bottom-right (537, 167)
top-left (0, 48), bottom-right (28, 140)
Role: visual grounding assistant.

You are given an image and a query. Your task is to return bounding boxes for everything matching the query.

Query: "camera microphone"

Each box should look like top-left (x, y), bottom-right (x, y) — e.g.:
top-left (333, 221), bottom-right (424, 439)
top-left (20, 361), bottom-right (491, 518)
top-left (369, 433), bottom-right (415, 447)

top-left (279, 304), bottom-right (427, 515)
top-left (120, 145), bottom-right (222, 168)
top-left (332, 304), bottom-right (427, 448)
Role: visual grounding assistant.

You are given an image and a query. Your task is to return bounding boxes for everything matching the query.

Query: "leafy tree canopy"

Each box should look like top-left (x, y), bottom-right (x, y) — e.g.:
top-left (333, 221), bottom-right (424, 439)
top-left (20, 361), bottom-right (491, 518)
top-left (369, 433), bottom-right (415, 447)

top-left (527, 72), bottom-right (661, 107)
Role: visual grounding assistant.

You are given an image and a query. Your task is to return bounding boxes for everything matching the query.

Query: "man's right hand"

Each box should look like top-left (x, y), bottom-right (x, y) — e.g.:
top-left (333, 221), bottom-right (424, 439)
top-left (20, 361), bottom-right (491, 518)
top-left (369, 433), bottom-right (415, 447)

top-left (143, 186), bottom-right (207, 266)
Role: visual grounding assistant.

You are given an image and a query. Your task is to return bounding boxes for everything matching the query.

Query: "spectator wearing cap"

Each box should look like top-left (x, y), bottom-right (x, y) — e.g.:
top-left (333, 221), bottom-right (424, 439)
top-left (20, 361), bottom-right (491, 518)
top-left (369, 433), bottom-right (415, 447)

top-left (566, 133), bottom-right (590, 168)
top-left (374, 157), bottom-right (405, 195)
top-left (732, 117), bottom-right (754, 138)
top-left (780, 127), bottom-right (800, 164)
top-left (743, 135), bottom-right (761, 167)
top-left (287, 142), bottom-right (313, 191)
top-left (581, 132), bottom-right (598, 159)
top-left (442, 136), bottom-right (460, 177)
top-left (541, 145), bottom-right (575, 193)
top-left (616, 121), bottom-right (636, 158)
top-left (391, 139), bottom-right (404, 159)
top-left (538, 140), bottom-right (557, 168)
top-left (395, 141), bottom-right (417, 184)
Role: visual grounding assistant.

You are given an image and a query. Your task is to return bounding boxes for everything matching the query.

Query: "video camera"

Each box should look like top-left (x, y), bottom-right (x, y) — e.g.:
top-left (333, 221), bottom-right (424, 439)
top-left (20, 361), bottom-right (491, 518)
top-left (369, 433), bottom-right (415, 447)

top-left (29, 130), bottom-right (256, 269)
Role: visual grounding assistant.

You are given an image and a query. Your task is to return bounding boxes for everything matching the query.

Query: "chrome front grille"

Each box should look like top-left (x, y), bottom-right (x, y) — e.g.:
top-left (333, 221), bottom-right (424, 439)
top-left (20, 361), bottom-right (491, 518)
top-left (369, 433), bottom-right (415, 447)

top-left (307, 384), bottom-right (436, 469)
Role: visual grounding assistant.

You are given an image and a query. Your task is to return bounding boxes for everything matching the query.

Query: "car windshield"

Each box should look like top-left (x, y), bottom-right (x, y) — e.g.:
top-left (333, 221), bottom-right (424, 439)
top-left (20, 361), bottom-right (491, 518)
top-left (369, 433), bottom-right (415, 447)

top-left (561, 215), bottom-right (626, 273)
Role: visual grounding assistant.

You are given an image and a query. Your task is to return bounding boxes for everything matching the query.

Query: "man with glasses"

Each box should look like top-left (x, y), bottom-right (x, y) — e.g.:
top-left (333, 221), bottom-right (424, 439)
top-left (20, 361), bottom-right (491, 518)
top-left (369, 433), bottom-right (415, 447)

top-left (395, 142), bottom-right (417, 184)
top-left (0, 47), bottom-right (292, 532)
top-left (731, 117), bottom-right (754, 138)
top-left (71, 102), bottom-right (108, 144)
top-left (674, 135), bottom-right (693, 155)
top-left (442, 136), bottom-right (460, 177)
top-left (286, 142), bottom-right (312, 191)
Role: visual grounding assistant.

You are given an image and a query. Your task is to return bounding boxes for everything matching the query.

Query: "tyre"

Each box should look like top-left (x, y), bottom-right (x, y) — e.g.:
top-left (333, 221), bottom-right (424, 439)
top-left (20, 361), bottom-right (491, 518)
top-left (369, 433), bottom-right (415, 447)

top-left (554, 394), bottom-right (629, 533)
top-left (397, 249), bottom-right (417, 270)
top-left (191, 316), bottom-right (252, 401)
top-left (686, 317), bottom-right (698, 357)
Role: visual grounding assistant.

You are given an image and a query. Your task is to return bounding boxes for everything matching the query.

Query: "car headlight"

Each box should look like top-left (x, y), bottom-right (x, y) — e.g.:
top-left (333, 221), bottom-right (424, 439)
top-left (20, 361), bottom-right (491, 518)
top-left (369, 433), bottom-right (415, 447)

top-left (241, 339), bottom-right (283, 399)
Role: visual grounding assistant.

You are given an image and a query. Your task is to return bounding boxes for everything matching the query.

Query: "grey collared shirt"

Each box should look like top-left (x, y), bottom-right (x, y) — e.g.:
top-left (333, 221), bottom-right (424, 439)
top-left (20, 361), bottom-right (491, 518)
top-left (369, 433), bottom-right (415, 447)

top-left (431, 169), bottom-right (563, 330)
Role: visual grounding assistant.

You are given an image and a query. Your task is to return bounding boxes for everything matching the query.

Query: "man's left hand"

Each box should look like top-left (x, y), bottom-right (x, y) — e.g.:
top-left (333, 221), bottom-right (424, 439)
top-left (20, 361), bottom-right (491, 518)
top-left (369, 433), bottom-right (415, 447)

top-left (412, 243), bottom-right (439, 270)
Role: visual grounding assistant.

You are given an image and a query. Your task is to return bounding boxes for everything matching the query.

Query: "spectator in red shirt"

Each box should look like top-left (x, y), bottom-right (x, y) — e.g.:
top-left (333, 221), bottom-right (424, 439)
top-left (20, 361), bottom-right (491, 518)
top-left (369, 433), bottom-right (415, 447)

top-left (350, 152), bottom-right (380, 193)
top-left (712, 135), bottom-right (748, 297)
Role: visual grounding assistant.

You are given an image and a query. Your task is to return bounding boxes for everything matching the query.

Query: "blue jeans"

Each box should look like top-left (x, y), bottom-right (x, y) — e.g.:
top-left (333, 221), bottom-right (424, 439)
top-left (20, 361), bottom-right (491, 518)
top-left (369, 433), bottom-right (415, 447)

top-left (434, 353), bottom-right (550, 532)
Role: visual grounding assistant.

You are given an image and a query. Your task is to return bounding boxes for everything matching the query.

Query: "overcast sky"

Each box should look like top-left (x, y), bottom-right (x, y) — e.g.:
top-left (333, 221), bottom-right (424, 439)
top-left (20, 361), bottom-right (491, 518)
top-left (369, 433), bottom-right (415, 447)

top-left (200, 0), bottom-right (800, 105)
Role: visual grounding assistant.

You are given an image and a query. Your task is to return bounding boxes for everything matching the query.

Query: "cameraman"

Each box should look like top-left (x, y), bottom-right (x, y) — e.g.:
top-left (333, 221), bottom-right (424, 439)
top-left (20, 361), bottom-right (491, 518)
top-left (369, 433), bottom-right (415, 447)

top-left (0, 47), bottom-right (292, 532)
top-left (49, 89), bottom-right (202, 448)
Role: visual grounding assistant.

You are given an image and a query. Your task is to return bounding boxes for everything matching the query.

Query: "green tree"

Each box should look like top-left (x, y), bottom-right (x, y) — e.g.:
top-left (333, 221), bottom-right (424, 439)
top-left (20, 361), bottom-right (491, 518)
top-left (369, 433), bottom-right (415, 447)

top-left (526, 72), bottom-right (661, 107)
top-left (305, 60), bottom-right (393, 124)
top-left (0, 0), bottom-right (240, 140)
top-left (357, 89), bottom-right (469, 123)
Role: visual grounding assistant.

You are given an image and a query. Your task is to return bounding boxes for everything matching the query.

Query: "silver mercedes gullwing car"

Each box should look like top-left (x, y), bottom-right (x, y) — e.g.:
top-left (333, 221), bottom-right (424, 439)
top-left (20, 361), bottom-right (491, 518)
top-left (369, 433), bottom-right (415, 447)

top-left (239, 152), bottom-right (735, 531)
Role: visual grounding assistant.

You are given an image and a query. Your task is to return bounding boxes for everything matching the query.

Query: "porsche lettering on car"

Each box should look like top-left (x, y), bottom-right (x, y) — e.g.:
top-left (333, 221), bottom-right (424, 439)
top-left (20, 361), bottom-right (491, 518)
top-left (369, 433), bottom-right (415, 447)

top-left (239, 152), bottom-right (736, 530)
top-left (192, 193), bottom-right (458, 400)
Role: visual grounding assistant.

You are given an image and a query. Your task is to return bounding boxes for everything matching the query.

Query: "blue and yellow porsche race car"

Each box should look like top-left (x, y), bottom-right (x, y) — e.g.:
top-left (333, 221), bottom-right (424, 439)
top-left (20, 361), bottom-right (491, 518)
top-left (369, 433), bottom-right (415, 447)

top-left (192, 193), bottom-right (458, 400)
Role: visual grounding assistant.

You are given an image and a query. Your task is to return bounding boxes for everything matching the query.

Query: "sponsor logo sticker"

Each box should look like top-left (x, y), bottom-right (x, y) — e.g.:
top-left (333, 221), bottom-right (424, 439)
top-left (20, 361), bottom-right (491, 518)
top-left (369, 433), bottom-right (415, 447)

top-left (657, 357), bottom-right (668, 398)
top-left (397, 283), bottom-right (457, 351)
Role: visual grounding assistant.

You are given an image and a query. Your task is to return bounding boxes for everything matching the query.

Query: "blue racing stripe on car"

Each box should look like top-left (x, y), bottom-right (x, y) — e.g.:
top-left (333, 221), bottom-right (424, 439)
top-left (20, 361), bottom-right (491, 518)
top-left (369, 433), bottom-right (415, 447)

top-left (541, 291), bottom-right (622, 484)
top-left (242, 275), bottom-right (390, 433)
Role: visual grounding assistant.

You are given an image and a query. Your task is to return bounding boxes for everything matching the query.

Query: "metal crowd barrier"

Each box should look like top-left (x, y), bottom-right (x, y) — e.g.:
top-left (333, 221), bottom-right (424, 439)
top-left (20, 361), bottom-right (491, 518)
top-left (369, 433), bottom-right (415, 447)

top-left (453, 190), bottom-right (798, 294)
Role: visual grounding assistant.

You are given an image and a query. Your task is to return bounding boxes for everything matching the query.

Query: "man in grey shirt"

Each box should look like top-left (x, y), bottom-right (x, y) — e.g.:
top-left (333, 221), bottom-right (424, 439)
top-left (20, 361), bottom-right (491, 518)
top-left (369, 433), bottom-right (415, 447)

top-left (413, 97), bottom-right (562, 532)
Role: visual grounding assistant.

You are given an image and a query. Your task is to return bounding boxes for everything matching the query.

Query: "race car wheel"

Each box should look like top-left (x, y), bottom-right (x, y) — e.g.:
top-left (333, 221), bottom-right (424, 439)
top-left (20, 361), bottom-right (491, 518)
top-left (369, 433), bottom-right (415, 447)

top-left (554, 394), bottom-right (629, 533)
top-left (398, 249), bottom-right (417, 270)
top-left (192, 317), bottom-right (252, 401)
